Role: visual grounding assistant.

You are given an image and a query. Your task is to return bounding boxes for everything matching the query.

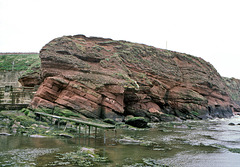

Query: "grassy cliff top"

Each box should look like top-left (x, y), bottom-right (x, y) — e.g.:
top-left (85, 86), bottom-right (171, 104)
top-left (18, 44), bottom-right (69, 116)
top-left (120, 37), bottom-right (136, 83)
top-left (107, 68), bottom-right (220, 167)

top-left (0, 53), bottom-right (40, 72)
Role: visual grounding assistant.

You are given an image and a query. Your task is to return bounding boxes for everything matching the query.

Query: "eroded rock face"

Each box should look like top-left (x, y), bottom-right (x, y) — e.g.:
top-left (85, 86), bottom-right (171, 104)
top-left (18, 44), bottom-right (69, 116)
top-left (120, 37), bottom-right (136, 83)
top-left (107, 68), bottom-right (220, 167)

top-left (18, 75), bottom-right (41, 87)
top-left (30, 34), bottom-right (238, 120)
top-left (223, 77), bottom-right (240, 115)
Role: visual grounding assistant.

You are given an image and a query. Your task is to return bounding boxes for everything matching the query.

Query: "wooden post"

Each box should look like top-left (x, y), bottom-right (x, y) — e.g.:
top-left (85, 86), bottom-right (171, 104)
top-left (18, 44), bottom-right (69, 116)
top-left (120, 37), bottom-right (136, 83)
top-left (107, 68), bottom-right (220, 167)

top-left (58, 119), bottom-right (60, 129)
top-left (64, 122), bottom-right (68, 131)
top-left (88, 126), bottom-right (91, 136)
top-left (95, 127), bottom-right (97, 138)
top-left (114, 128), bottom-right (117, 138)
top-left (84, 125), bottom-right (87, 137)
top-left (104, 130), bottom-right (106, 144)
top-left (79, 124), bottom-right (81, 134)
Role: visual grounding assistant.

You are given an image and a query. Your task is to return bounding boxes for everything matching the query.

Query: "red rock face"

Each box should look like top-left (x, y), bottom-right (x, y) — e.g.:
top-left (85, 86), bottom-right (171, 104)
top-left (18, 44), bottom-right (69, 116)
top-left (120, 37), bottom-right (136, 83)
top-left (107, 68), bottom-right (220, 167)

top-left (30, 34), bottom-right (238, 120)
top-left (18, 74), bottom-right (41, 87)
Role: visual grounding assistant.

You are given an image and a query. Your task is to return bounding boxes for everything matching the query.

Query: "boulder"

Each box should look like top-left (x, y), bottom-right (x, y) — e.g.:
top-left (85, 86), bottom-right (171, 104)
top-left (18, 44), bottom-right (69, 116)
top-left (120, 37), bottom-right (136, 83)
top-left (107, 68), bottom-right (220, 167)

top-left (58, 133), bottom-right (74, 138)
top-left (103, 118), bottom-right (116, 125)
top-left (125, 117), bottom-right (148, 128)
top-left (30, 134), bottom-right (47, 138)
top-left (0, 132), bottom-right (12, 136)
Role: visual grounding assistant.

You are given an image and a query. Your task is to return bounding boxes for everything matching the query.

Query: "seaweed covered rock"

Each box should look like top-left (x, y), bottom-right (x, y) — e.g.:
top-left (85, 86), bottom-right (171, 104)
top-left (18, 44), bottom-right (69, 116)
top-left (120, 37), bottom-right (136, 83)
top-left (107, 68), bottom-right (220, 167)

top-left (125, 117), bottom-right (148, 128)
top-left (29, 34), bottom-right (239, 121)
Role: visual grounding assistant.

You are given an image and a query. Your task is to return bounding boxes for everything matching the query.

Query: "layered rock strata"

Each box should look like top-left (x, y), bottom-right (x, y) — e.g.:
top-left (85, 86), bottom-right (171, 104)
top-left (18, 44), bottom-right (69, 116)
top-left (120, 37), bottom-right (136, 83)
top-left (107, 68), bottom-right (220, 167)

top-left (30, 35), bottom-right (238, 121)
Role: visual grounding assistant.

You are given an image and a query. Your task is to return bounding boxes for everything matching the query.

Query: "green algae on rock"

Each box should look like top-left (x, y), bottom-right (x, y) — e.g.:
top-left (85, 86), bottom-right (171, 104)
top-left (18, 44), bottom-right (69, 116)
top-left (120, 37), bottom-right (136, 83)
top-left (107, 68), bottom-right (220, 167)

top-left (50, 147), bottom-right (110, 167)
top-left (0, 109), bottom-right (86, 137)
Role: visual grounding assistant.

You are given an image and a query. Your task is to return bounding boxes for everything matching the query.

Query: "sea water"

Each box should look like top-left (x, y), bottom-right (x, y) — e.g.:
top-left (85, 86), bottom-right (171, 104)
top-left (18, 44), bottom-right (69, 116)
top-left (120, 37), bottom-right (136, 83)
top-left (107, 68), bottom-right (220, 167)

top-left (0, 116), bottom-right (240, 166)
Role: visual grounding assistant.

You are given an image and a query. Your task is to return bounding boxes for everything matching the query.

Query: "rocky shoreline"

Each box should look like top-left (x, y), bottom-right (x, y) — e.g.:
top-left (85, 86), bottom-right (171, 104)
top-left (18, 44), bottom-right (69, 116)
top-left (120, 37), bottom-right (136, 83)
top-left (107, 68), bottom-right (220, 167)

top-left (1, 109), bottom-right (240, 166)
top-left (0, 107), bottom-right (152, 139)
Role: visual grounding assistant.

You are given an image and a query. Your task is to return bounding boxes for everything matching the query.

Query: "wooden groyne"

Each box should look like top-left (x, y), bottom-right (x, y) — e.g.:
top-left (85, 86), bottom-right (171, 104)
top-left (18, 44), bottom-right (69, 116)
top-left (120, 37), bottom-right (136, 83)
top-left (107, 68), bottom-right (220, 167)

top-left (35, 112), bottom-right (116, 141)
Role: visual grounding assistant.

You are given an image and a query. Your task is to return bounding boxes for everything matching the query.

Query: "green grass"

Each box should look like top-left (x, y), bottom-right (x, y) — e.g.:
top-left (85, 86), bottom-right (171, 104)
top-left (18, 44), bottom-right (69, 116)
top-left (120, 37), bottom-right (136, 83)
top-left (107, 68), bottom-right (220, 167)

top-left (0, 53), bottom-right (40, 71)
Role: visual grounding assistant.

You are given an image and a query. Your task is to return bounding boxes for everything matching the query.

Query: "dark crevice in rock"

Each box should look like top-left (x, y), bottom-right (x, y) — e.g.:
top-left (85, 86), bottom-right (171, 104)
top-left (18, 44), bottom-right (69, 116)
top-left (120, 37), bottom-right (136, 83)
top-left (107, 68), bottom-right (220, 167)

top-left (73, 54), bottom-right (103, 63)
top-left (56, 51), bottom-right (71, 55)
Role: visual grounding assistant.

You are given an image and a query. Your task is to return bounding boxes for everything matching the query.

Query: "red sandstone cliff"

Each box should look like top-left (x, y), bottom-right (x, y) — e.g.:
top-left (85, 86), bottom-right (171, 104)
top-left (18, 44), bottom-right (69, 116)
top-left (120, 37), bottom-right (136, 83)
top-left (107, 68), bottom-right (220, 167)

top-left (29, 35), bottom-right (239, 121)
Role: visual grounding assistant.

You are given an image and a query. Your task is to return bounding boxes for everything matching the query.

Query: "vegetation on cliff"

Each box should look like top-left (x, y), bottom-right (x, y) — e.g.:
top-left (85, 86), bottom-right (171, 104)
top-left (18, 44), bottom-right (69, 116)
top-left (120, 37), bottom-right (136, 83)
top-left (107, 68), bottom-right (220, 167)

top-left (0, 53), bottom-right (41, 87)
top-left (223, 77), bottom-right (240, 103)
top-left (0, 53), bottom-right (40, 72)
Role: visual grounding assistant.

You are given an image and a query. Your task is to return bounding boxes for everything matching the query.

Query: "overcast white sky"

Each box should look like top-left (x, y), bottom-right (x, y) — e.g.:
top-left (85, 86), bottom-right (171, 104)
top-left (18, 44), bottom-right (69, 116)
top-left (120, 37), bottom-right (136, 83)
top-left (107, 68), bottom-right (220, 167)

top-left (0, 0), bottom-right (239, 78)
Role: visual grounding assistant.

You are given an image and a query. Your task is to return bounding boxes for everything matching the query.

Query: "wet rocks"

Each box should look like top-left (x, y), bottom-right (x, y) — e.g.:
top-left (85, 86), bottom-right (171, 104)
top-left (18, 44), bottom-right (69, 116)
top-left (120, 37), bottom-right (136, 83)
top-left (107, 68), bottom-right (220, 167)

top-left (58, 133), bottom-right (74, 138)
top-left (0, 110), bottom-right (70, 137)
top-left (228, 122), bottom-right (240, 126)
top-left (118, 137), bottom-right (143, 145)
top-left (29, 134), bottom-right (47, 138)
top-left (53, 146), bottom-right (109, 166)
top-left (0, 132), bottom-right (12, 136)
top-left (118, 136), bottom-right (157, 146)
top-left (103, 118), bottom-right (116, 125)
top-left (125, 117), bottom-right (148, 128)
